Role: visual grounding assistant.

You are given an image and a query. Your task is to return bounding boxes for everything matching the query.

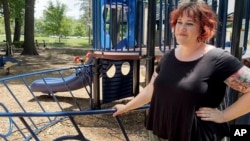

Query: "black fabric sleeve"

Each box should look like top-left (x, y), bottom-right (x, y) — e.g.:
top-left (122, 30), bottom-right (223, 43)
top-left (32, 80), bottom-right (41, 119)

top-left (214, 50), bottom-right (243, 81)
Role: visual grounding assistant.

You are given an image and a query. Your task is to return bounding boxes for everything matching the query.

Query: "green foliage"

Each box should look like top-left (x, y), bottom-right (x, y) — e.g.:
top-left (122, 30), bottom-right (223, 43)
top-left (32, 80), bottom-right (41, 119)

top-left (35, 19), bottom-right (46, 35)
top-left (74, 23), bottom-right (85, 36)
top-left (227, 22), bottom-right (233, 28)
top-left (9, 0), bottom-right (25, 20)
top-left (35, 17), bottom-right (88, 37)
top-left (33, 0), bottom-right (92, 39)
top-left (0, 0), bottom-right (92, 47)
top-left (60, 17), bottom-right (72, 36)
top-left (0, 17), bottom-right (5, 34)
top-left (42, 0), bottom-right (67, 36)
top-left (13, 41), bottom-right (24, 48)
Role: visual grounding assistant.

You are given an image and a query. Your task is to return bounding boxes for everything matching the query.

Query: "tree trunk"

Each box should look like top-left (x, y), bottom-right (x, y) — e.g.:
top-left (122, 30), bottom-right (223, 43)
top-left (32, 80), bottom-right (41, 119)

top-left (13, 18), bottom-right (21, 42)
top-left (21, 0), bottom-right (38, 55)
top-left (2, 0), bottom-right (13, 56)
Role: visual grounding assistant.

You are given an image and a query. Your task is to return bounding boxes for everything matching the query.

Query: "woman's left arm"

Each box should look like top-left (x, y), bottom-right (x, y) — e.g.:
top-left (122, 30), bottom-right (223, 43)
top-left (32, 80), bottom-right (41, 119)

top-left (196, 66), bottom-right (250, 123)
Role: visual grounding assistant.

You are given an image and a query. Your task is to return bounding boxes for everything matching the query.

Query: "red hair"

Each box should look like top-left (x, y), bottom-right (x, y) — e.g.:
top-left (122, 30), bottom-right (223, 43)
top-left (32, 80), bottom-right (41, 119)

top-left (170, 2), bottom-right (217, 42)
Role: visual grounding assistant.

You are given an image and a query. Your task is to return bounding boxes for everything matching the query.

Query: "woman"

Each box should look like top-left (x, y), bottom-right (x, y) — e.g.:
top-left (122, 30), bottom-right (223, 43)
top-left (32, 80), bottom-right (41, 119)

top-left (113, 2), bottom-right (250, 141)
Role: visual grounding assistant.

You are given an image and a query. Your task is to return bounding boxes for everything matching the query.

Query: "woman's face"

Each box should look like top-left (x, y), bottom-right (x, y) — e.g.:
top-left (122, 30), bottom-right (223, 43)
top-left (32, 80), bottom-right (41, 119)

top-left (174, 14), bottom-right (201, 45)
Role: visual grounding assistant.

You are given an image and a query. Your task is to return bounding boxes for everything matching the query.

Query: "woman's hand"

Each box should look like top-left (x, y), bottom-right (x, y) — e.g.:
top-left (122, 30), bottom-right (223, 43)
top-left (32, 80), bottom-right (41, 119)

top-left (112, 104), bottom-right (127, 117)
top-left (196, 107), bottom-right (226, 123)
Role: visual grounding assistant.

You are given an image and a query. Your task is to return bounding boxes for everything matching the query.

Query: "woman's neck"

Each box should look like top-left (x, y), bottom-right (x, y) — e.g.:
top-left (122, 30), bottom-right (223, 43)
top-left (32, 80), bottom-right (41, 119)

top-left (180, 42), bottom-right (205, 54)
top-left (176, 42), bottom-right (207, 61)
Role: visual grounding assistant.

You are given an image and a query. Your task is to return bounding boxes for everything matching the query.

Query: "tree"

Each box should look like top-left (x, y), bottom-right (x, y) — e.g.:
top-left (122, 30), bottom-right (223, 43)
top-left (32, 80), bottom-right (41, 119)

top-left (74, 22), bottom-right (85, 37)
top-left (21, 0), bottom-right (38, 55)
top-left (9, 0), bottom-right (25, 43)
top-left (60, 17), bottom-right (71, 36)
top-left (2, 0), bottom-right (12, 56)
top-left (42, 0), bottom-right (67, 42)
top-left (79, 0), bottom-right (92, 43)
top-left (35, 19), bottom-right (46, 36)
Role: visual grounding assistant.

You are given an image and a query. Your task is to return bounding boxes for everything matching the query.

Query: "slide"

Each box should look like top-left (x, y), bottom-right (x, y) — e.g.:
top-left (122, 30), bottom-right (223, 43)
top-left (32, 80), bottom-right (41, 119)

top-left (30, 52), bottom-right (93, 94)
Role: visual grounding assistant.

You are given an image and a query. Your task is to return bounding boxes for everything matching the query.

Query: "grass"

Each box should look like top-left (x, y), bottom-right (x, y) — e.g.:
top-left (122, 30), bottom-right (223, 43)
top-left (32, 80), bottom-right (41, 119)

top-left (0, 35), bottom-right (92, 49)
top-left (35, 36), bottom-right (92, 48)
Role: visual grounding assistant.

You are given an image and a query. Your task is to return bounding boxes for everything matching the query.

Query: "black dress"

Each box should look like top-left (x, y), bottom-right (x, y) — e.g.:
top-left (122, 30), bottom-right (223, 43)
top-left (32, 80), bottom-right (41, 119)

top-left (146, 48), bottom-right (243, 141)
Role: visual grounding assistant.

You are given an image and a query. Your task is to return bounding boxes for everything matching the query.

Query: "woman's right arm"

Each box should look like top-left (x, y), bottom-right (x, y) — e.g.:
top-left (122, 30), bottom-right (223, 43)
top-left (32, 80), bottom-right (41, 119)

top-left (112, 71), bottom-right (158, 117)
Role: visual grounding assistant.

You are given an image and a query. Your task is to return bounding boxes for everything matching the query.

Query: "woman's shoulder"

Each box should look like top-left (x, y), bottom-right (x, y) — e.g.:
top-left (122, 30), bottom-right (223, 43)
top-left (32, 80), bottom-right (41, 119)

top-left (205, 45), bottom-right (242, 67)
top-left (205, 45), bottom-right (230, 57)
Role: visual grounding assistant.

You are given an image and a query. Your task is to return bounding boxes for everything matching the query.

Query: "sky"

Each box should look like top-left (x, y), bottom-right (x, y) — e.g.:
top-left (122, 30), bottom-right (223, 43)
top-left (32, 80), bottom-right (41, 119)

top-left (35, 0), bottom-right (82, 19)
top-left (227, 0), bottom-right (235, 14)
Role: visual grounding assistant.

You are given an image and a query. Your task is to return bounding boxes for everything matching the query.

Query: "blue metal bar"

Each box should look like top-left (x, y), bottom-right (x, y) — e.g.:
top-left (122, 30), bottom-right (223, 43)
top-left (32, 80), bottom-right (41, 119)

top-left (221, 0), bottom-right (228, 49)
top-left (0, 103), bottom-right (13, 139)
top-left (0, 66), bottom-right (86, 81)
top-left (115, 116), bottom-right (130, 141)
top-left (215, 0), bottom-right (225, 48)
top-left (231, 0), bottom-right (245, 58)
top-left (19, 117), bottom-right (40, 141)
top-left (68, 116), bottom-right (89, 140)
top-left (0, 105), bottom-right (150, 117)
top-left (209, 0), bottom-right (217, 45)
top-left (2, 83), bottom-right (39, 130)
top-left (243, 0), bottom-right (250, 54)
top-left (146, 0), bottom-right (156, 84)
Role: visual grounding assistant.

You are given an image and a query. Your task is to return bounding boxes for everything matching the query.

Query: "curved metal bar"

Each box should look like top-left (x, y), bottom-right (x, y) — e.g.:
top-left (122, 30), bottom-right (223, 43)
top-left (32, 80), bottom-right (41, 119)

top-left (0, 104), bottom-right (150, 117)
top-left (0, 105), bottom-right (150, 141)
top-left (115, 116), bottom-right (130, 141)
top-left (0, 103), bottom-right (13, 139)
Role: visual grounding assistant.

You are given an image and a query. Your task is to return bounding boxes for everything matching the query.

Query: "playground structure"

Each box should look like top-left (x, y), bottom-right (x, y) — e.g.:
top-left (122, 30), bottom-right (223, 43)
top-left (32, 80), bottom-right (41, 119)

top-left (0, 55), bottom-right (20, 74)
top-left (30, 52), bottom-right (94, 94)
top-left (0, 0), bottom-right (250, 140)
